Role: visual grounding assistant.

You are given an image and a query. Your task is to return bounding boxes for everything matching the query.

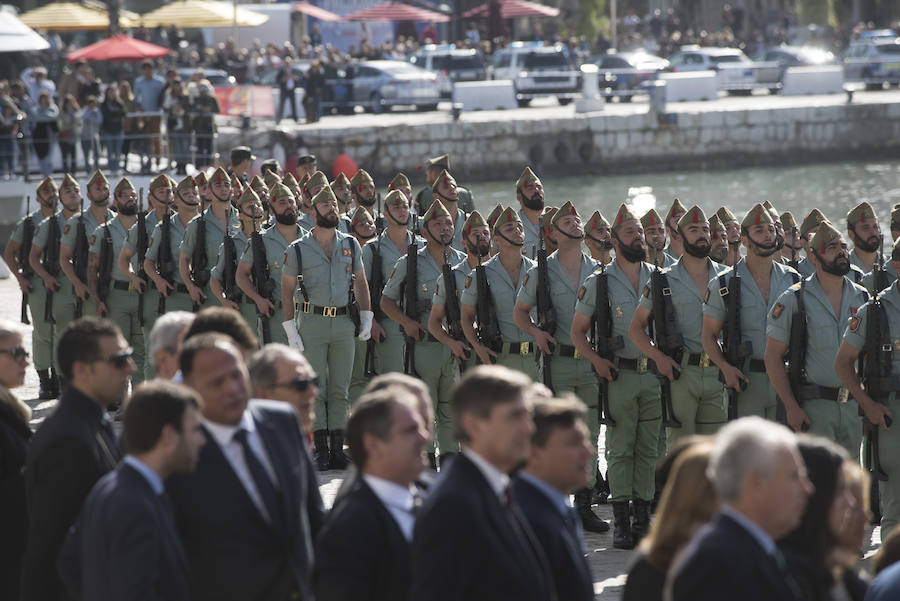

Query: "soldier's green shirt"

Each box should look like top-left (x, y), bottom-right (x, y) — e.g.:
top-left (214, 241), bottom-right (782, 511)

top-left (520, 208), bottom-right (542, 260)
top-left (576, 260), bottom-right (654, 359)
top-left (179, 207), bottom-right (240, 273)
top-left (637, 257), bottom-right (728, 354)
top-left (145, 214), bottom-right (190, 285)
top-left (298, 211), bottom-right (315, 233)
top-left (211, 230), bottom-right (249, 283)
top-left (60, 207), bottom-right (115, 249)
top-left (282, 230), bottom-right (363, 307)
top-left (88, 216), bottom-right (133, 282)
top-left (239, 224), bottom-right (304, 301)
top-left (123, 211), bottom-right (161, 262)
top-left (362, 231), bottom-right (425, 311)
top-left (11, 209), bottom-right (48, 244)
top-left (767, 274), bottom-right (870, 388)
top-left (703, 259), bottom-right (800, 360)
top-left (797, 257), bottom-right (815, 278)
top-left (382, 245), bottom-right (466, 330)
top-left (517, 252), bottom-right (599, 347)
top-left (432, 258), bottom-right (471, 310)
top-left (461, 254), bottom-right (536, 343)
top-left (843, 282), bottom-right (900, 375)
top-left (32, 211), bottom-right (68, 249)
top-left (861, 262), bottom-right (898, 295)
top-left (448, 209), bottom-right (467, 252)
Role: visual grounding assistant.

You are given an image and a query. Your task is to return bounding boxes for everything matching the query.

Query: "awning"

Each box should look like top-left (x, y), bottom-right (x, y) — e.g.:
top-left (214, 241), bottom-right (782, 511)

top-left (0, 9), bottom-right (50, 53)
top-left (67, 34), bottom-right (173, 62)
top-left (139, 0), bottom-right (269, 28)
top-left (294, 2), bottom-right (342, 22)
top-left (343, 2), bottom-right (449, 23)
top-left (19, 2), bottom-right (140, 31)
top-left (463, 0), bottom-right (560, 19)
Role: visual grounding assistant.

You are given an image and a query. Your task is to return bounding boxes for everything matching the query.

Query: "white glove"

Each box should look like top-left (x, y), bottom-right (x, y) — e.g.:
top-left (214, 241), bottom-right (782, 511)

top-left (358, 310), bottom-right (374, 341)
top-left (282, 320), bottom-right (304, 351)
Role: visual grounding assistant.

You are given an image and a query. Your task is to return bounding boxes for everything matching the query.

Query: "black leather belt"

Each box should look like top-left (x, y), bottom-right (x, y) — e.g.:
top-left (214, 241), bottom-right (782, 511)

top-left (796, 384), bottom-right (852, 403)
top-left (747, 358), bottom-right (767, 373)
top-left (686, 352), bottom-right (714, 368)
top-left (503, 342), bottom-right (534, 355)
top-left (112, 280), bottom-right (131, 291)
top-left (556, 344), bottom-right (582, 359)
top-left (616, 357), bottom-right (655, 373)
top-left (300, 302), bottom-right (348, 317)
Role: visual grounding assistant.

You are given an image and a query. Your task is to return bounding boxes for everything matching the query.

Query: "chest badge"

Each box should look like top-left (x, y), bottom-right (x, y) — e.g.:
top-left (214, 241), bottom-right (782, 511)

top-left (615, 306), bottom-right (623, 319)
top-left (422, 284), bottom-right (428, 294)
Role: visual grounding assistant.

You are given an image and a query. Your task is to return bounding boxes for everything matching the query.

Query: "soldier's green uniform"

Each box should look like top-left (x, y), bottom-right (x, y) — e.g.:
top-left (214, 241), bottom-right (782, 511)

top-left (124, 205), bottom-right (161, 379)
top-left (89, 200), bottom-right (146, 385)
top-left (797, 208), bottom-right (827, 278)
top-left (416, 153), bottom-right (475, 215)
top-left (638, 206), bottom-right (729, 448)
top-left (861, 262), bottom-right (898, 294)
top-left (180, 205), bottom-right (240, 310)
top-left (703, 204), bottom-right (801, 420)
top-left (382, 202), bottom-right (465, 456)
top-left (432, 252), bottom-right (477, 373)
top-left (210, 188), bottom-right (259, 334)
top-left (346, 207), bottom-right (377, 404)
top-left (282, 192), bottom-right (363, 434)
top-left (843, 272), bottom-right (900, 536)
top-left (576, 257), bottom-right (660, 505)
top-left (767, 223), bottom-right (870, 460)
top-left (146, 209), bottom-right (194, 316)
top-left (32, 210), bottom-right (69, 369)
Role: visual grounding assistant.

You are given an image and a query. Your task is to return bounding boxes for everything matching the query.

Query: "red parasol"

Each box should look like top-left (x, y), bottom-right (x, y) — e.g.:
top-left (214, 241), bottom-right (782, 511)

top-left (294, 2), bottom-right (343, 21)
top-left (67, 34), bottom-right (173, 63)
top-left (463, 0), bottom-right (559, 19)
top-left (343, 1), bottom-right (449, 22)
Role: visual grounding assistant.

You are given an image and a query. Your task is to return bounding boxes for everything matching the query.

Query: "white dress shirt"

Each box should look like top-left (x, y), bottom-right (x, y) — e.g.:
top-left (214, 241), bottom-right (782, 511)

top-left (363, 474), bottom-right (416, 541)
top-left (462, 446), bottom-right (510, 499)
top-left (203, 411), bottom-right (280, 522)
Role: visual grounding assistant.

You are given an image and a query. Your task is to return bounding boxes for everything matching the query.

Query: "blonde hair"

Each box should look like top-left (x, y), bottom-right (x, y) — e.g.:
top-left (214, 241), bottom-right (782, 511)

top-left (0, 321), bottom-right (31, 422)
top-left (640, 442), bottom-right (717, 572)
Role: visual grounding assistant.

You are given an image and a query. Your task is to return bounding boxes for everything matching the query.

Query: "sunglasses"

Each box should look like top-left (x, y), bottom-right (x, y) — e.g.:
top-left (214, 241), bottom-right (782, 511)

top-left (0, 346), bottom-right (29, 361)
top-left (274, 376), bottom-right (319, 392)
top-left (97, 347), bottom-right (134, 369)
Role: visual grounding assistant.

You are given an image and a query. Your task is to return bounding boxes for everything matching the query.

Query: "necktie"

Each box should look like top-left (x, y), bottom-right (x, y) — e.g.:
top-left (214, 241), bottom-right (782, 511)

top-left (233, 428), bottom-right (284, 526)
top-left (567, 505), bottom-right (585, 543)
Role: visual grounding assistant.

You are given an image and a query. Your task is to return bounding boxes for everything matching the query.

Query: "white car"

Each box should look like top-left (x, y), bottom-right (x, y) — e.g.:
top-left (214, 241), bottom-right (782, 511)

top-left (490, 42), bottom-right (581, 106)
top-left (667, 46), bottom-right (779, 94)
top-left (844, 38), bottom-right (900, 89)
top-left (409, 45), bottom-right (489, 98)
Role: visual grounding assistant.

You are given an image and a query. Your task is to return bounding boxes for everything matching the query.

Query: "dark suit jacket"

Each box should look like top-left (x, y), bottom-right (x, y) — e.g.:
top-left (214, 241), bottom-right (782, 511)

top-left (21, 386), bottom-right (121, 601)
top-left (669, 512), bottom-right (803, 601)
top-left (58, 462), bottom-right (190, 601)
top-left (0, 400), bottom-right (31, 601)
top-left (410, 453), bottom-right (556, 601)
top-left (167, 401), bottom-right (325, 601)
top-left (314, 474), bottom-right (410, 601)
top-left (514, 476), bottom-right (593, 601)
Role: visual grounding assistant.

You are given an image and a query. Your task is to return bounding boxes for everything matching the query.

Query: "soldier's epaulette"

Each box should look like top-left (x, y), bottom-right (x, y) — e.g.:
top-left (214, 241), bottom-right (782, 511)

top-left (789, 282), bottom-right (801, 292)
top-left (187, 213), bottom-right (202, 224)
top-left (592, 268), bottom-right (603, 276)
top-left (851, 281), bottom-right (868, 294)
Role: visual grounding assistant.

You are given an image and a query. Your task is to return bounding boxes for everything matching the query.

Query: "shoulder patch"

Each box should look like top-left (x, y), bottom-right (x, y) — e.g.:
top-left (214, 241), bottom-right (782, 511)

top-left (523, 273), bottom-right (530, 287)
top-left (63, 224), bottom-right (70, 235)
top-left (578, 286), bottom-right (586, 300)
top-left (642, 285), bottom-right (650, 298)
top-left (464, 275), bottom-right (472, 289)
top-left (342, 247), bottom-right (352, 257)
top-left (772, 303), bottom-right (784, 319)
top-left (849, 316), bottom-right (860, 331)
top-left (89, 234), bottom-right (96, 246)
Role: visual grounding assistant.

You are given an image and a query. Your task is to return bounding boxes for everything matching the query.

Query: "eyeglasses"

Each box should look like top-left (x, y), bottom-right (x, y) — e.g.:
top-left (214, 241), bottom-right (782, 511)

top-left (274, 376), bottom-right (319, 392)
top-left (97, 347), bottom-right (134, 369)
top-left (0, 346), bottom-right (29, 361)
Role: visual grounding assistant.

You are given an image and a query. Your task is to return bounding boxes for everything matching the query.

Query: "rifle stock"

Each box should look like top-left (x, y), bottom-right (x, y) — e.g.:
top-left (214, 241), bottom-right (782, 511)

top-left (73, 195), bottom-right (88, 318)
top-left (474, 253), bottom-right (502, 363)
top-left (593, 266), bottom-right (624, 426)
top-left (249, 217), bottom-right (274, 344)
top-left (136, 188), bottom-right (148, 326)
top-left (720, 244), bottom-right (751, 421)
top-left (19, 195), bottom-right (34, 325)
top-left (650, 255), bottom-right (682, 428)
top-left (535, 228), bottom-right (556, 391)
top-left (403, 238), bottom-right (419, 377)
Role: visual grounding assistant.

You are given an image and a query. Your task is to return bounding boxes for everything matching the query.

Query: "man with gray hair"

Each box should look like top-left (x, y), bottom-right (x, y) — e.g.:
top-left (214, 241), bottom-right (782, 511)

top-left (248, 344), bottom-right (318, 434)
top-left (148, 311), bottom-right (194, 380)
top-left (669, 416), bottom-right (813, 601)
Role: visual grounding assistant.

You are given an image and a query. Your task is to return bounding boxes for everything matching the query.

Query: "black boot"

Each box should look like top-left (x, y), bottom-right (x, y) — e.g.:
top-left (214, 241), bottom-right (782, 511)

top-left (575, 488), bottom-right (610, 533)
top-left (37, 369), bottom-right (54, 400)
top-left (427, 452), bottom-right (437, 471)
top-left (328, 430), bottom-right (353, 470)
top-left (632, 499), bottom-right (651, 544)
top-left (313, 430), bottom-right (330, 471)
top-left (438, 452), bottom-right (457, 470)
top-left (592, 468), bottom-right (610, 504)
top-left (49, 368), bottom-right (61, 397)
top-left (612, 501), bottom-right (635, 550)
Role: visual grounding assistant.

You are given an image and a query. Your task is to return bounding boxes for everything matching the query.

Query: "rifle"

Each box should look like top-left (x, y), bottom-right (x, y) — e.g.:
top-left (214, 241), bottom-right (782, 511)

top-left (402, 233), bottom-right (420, 377)
top-left (222, 230), bottom-right (241, 304)
top-left (719, 244), bottom-right (752, 421)
top-left (788, 226), bottom-right (799, 271)
top-left (136, 188), bottom-right (149, 326)
top-left (593, 265), bottom-right (624, 426)
top-left (190, 210), bottom-right (210, 311)
top-left (787, 274), bottom-right (808, 428)
top-left (43, 212), bottom-right (62, 324)
top-left (364, 232), bottom-right (386, 377)
top-left (250, 217), bottom-right (274, 343)
top-left (72, 194), bottom-right (89, 318)
top-left (442, 245), bottom-right (469, 373)
top-left (19, 196), bottom-right (34, 325)
top-left (97, 212), bottom-right (113, 313)
top-left (374, 192), bottom-right (385, 234)
top-left (347, 240), bottom-right (361, 336)
top-left (474, 252), bottom-right (502, 362)
top-left (156, 194), bottom-right (175, 315)
top-left (535, 227), bottom-right (556, 391)
top-left (873, 234), bottom-right (890, 294)
top-left (649, 252), bottom-right (682, 428)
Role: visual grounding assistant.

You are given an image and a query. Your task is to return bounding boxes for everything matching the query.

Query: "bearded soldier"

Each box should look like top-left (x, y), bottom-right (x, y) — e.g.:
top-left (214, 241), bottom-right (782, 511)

top-left (516, 167), bottom-right (545, 258)
top-left (663, 198), bottom-right (687, 260)
top-left (430, 170), bottom-right (468, 252)
top-left (715, 206), bottom-right (741, 266)
top-left (708, 215), bottom-right (728, 264)
top-left (642, 208), bottom-right (675, 269)
top-left (797, 208), bottom-right (827, 277)
top-left (415, 153), bottom-right (475, 215)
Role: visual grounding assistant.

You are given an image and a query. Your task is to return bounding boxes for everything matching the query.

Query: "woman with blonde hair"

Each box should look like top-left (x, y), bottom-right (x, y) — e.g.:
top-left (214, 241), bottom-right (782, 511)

top-left (624, 441), bottom-right (718, 601)
top-left (0, 319), bottom-right (32, 599)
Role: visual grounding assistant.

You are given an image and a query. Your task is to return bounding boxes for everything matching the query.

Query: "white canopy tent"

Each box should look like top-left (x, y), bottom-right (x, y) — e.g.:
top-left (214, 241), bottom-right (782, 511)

top-left (0, 8), bottom-right (50, 53)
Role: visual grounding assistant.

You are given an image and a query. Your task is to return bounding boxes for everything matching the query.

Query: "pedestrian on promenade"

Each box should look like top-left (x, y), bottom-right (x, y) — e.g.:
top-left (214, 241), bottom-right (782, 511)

top-left (79, 95), bottom-right (102, 174)
top-left (32, 91), bottom-right (58, 177)
top-left (56, 94), bottom-right (81, 174)
top-left (99, 85), bottom-right (125, 175)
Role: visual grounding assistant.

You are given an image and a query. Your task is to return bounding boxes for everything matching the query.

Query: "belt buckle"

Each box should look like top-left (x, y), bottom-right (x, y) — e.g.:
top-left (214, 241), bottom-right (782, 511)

top-left (519, 343), bottom-right (530, 356)
top-left (638, 357), bottom-right (648, 372)
top-left (128, 281), bottom-right (135, 293)
top-left (699, 353), bottom-right (711, 368)
top-left (573, 348), bottom-right (581, 360)
top-left (838, 387), bottom-right (849, 403)
top-left (325, 306), bottom-right (337, 317)
top-left (302, 301), bottom-right (311, 313)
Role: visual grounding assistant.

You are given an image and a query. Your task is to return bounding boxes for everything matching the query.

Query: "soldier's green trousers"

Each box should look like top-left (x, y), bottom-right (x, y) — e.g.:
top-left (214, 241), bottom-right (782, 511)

top-left (25, 276), bottom-right (54, 371)
top-left (236, 301), bottom-right (260, 347)
top-left (373, 320), bottom-right (405, 374)
top-left (414, 340), bottom-right (458, 455)
top-left (667, 363), bottom-right (727, 450)
top-left (297, 312), bottom-right (355, 431)
top-left (105, 285), bottom-right (146, 386)
top-left (803, 396), bottom-right (862, 462)
top-left (140, 288), bottom-right (161, 379)
top-left (496, 349), bottom-right (539, 381)
top-left (349, 338), bottom-right (368, 404)
top-left (55, 280), bottom-right (97, 332)
top-left (877, 396), bottom-right (900, 538)
top-left (607, 369), bottom-right (661, 502)
top-left (547, 355), bottom-right (600, 488)
top-left (734, 368), bottom-right (779, 420)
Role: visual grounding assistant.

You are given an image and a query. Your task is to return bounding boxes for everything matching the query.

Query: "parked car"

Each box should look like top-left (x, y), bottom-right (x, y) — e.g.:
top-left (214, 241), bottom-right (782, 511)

top-left (594, 51), bottom-right (668, 102)
top-left (409, 45), bottom-right (489, 98)
top-left (858, 29), bottom-right (897, 41)
top-left (843, 38), bottom-right (900, 89)
top-left (324, 60), bottom-right (441, 114)
top-left (177, 67), bottom-right (236, 88)
top-left (490, 42), bottom-right (581, 106)
top-left (666, 46), bottom-right (780, 94)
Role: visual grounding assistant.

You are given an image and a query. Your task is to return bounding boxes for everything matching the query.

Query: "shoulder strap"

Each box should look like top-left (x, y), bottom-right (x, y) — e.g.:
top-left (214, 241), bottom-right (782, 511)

top-left (790, 271), bottom-right (800, 284)
top-left (294, 243), bottom-right (309, 302)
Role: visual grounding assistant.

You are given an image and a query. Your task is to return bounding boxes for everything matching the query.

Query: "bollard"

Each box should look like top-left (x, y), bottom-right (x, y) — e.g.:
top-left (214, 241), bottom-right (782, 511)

top-left (575, 64), bottom-right (604, 113)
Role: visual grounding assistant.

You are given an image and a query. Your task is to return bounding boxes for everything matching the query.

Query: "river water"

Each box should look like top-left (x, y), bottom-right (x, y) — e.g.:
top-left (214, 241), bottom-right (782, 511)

top-left (466, 159), bottom-right (900, 230)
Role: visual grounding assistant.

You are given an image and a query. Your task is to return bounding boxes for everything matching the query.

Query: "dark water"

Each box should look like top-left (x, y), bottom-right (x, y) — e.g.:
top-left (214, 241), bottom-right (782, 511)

top-left (467, 159), bottom-right (900, 228)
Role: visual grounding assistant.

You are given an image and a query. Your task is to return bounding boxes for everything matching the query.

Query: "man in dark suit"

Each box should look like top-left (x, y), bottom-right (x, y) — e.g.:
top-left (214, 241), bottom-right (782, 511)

top-left (21, 317), bottom-right (135, 601)
top-left (314, 386), bottom-right (428, 601)
top-left (410, 365), bottom-right (556, 601)
top-left (168, 333), bottom-right (326, 601)
top-left (276, 57), bottom-right (300, 123)
top-left (58, 380), bottom-right (205, 600)
top-left (514, 396), bottom-right (595, 601)
top-left (669, 417), bottom-right (814, 601)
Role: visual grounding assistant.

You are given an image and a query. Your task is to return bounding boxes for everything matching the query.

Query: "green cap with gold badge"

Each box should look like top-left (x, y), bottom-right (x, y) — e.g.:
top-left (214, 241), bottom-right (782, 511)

top-left (741, 203), bottom-right (774, 229)
top-left (551, 201), bottom-right (579, 227)
top-left (426, 154), bottom-right (450, 170)
top-left (810, 221), bottom-right (842, 255)
top-left (799, 208), bottom-right (827, 239)
top-left (516, 166), bottom-right (539, 191)
top-left (389, 172), bottom-right (410, 191)
top-left (235, 187), bottom-right (259, 209)
top-left (114, 177), bottom-right (135, 196)
top-left (847, 202), bottom-right (877, 229)
top-left (486, 204), bottom-right (504, 230)
top-left (677, 205), bottom-right (707, 229)
top-left (641, 208), bottom-right (663, 229)
top-left (431, 169), bottom-right (455, 193)
top-left (311, 185), bottom-right (337, 206)
top-left (87, 169), bottom-right (109, 189)
top-left (422, 197), bottom-right (452, 223)
top-left (665, 198), bottom-right (687, 227)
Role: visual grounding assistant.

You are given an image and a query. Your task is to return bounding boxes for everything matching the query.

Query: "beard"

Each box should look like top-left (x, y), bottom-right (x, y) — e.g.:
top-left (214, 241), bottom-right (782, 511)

top-left (356, 193), bottom-right (375, 208)
top-left (820, 253), bottom-right (851, 276)
top-left (316, 211), bottom-right (339, 228)
top-left (855, 235), bottom-right (880, 253)
top-left (618, 241), bottom-right (647, 263)
top-left (118, 204), bottom-right (138, 216)
top-left (468, 240), bottom-right (491, 258)
top-left (522, 192), bottom-right (545, 211)
top-left (275, 209), bottom-right (297, 225)
top-left (591, 237), bottom-right (613, 251)
top-left (710, 244), bottom-right (728, 263)
top-left (683, 237), bottom-right (711, 259)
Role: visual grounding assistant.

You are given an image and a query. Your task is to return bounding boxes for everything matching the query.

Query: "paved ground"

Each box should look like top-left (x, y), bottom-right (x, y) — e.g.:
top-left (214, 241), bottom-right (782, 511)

top-left (6, 271), bottom-right (883, 599)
